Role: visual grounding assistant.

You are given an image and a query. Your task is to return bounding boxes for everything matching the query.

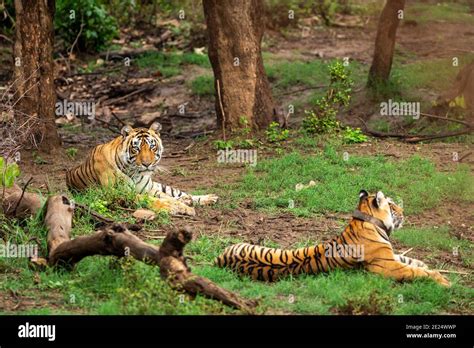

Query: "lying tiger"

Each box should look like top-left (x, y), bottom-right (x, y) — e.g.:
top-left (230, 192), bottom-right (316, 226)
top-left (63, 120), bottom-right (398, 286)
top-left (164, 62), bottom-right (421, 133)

top-left (216, 190), bottom-right (450, 286)
top-left (66, 122), bottom-right (218, 215)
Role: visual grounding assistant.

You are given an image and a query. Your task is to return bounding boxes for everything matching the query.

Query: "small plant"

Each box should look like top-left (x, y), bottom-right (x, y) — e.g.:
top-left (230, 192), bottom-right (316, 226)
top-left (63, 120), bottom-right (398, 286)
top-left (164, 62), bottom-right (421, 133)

top-left (32, 151), bottom-right (47, 165)
top-left (213, 140), bottom-right (234, 150)
top-left (66, 147), bottom-right (78, 159)
top-left (266, 122), bottom-right (290, 143)
top-left (0, 156), bottom-right (20, 188)
top-left (236, 139), bottom-right (256, 149)
top-left (238, 116), bottom-right (252, 136)
top-left (343, 127), bottom-right (368, 144)
top-left (89, 199), bottom-right (110, 216)
top-left (302, 61), bottom-right (353, 135)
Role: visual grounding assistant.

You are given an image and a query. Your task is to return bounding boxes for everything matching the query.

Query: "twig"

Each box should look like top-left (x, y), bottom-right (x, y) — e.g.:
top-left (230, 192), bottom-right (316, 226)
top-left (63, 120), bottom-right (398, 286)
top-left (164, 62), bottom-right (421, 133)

top-left (419, 112), bottom-right (472, 128)
top-left (13, 177), bottom-right (33, 217)
top-left (93, 118), bottom-right (121, 135)
top-left (74, 202), bottom-right (114, 224)
top-left (111, 111), bottom-right (127, 126)
top-left (400, 248), bottom-right (413, 256)
top-left (357, 116), bottom-right (473, 143)
top-left (216, 79), bottom-right (226, 141)
top-left (0, 34), bottom-right (13, 43)
top-left (434, 269), bottom-right (469, 275)
top-left (458, 152), bottom-right (472, 163)
top-left (102, 84), bottom-right (155, 106)
top-left (68, 22), bottom-right (84, 57)
top-left (274, 85), bottom-right (327, 97)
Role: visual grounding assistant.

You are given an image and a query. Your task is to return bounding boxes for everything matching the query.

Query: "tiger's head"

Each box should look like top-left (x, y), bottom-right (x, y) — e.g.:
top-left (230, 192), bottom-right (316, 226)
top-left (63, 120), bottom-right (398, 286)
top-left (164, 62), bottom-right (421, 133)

top-left (120, 122), bottom-right (163, 173)
top-left (357, 190), bottom-right (404, 234)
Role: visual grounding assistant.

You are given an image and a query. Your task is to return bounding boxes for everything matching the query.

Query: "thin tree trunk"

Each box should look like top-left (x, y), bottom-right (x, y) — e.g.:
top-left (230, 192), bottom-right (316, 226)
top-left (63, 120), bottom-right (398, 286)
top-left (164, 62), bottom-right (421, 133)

top-left (13, 0), bottom-right (61, 152)
top-left (203, 0), bottom-right (276, 131)
top-left (368, 0), bottom-right (405, 87)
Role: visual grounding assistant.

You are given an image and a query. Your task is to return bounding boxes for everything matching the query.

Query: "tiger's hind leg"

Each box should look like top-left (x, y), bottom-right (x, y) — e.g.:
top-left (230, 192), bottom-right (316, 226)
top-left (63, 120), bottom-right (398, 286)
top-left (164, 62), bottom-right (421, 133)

top-left (395, 254), bottom-right (428, 269)
top-left (189, 194), bottom-right (219, 206)
top-left (365, 259), bottom-right (451, 286)
top-left (146, 180), bottom-right (218, 206)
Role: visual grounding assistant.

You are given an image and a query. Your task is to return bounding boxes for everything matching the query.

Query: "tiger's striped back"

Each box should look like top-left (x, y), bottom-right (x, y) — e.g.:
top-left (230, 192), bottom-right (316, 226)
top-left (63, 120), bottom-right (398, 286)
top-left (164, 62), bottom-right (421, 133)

top-left (215, 238), bottom-right (359, 281)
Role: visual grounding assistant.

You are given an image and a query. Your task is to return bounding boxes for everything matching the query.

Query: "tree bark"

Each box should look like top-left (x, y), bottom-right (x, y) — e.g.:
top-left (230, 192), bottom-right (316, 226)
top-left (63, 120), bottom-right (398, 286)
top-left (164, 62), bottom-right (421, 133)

top-left (13, 0), bottom-right (61, 152)
top-left (367, 0), bottom-right (405, 87)
top-left (203, 0), bottom-right (276, 131)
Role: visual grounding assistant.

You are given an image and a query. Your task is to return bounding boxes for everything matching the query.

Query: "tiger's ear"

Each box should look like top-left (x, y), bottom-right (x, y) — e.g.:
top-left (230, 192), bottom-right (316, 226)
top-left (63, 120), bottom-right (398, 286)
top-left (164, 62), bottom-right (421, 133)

top-left (359, 189), bottom-right (369, 200)
top-left (121, 125), bottom-right (133, 137)
top-left (375, 191), bottom-right (385, 208)
top-left (150, 122), bottom-right (162, 134)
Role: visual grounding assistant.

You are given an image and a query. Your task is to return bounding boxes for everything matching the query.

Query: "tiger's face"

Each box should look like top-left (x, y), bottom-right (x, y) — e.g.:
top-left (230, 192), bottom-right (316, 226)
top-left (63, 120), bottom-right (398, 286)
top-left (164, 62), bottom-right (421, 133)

top-left (358, 190), bottom-right (404, 234)
top-left (120, 122), bottom-right (163, 173)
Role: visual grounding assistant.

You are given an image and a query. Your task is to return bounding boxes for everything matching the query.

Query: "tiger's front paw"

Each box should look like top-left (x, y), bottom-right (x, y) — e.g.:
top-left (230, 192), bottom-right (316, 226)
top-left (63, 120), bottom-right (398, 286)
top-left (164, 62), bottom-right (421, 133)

top-left (428, 270), bottom-right (451, 287)
top-left (192, 194), bottom-right (219, 206)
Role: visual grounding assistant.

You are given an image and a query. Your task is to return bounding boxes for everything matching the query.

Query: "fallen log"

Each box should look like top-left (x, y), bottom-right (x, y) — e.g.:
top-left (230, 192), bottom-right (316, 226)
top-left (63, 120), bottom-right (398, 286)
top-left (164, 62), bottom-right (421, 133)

top-left (1, 186), bottom-right (256, 311)
top-left (2, 183), bottom-right (43, 218)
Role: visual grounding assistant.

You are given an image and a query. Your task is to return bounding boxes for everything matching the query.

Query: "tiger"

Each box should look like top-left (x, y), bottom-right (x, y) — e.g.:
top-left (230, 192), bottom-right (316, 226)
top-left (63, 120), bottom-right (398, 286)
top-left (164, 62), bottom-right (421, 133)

top-left (216, 190), bottom-right (450, 286)
top-left (66, 122), bottom-right (218, 215)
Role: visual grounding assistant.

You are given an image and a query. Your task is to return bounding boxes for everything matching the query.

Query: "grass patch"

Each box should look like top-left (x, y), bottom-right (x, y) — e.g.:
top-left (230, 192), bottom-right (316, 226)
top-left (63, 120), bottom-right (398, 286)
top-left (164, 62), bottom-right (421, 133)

top-left (1, 218), bottom-right (471, 314)
top-left (135, 52), bottom-right (211, 77)
top-left (392, 54), bottom-right (474, 94)
top-left (189, 75), bottom-right (214, 96)
top-left (406, 2), bottom-right (474, 25)
top-left (393, 226), bottom-right (473, 267)
top-left (231, 146), bottom-right (473, 216)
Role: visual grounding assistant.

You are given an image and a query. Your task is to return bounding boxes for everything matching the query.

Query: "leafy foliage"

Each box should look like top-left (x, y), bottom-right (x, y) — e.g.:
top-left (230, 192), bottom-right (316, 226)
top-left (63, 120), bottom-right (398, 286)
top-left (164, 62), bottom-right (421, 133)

top-left (0, 156), bottom-right (20, 188)
top-left (343, 127), bottom-right (368, 144)
top-left (266, 122), bottom-right (290, 143)
top-left (55, 0), bottom-right (118, 52)
top-left (302, 61), bottom-right (353, 134)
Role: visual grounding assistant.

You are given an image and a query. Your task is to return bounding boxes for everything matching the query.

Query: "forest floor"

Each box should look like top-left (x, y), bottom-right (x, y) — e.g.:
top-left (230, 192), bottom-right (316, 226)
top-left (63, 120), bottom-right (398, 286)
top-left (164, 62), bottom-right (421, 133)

top-left (0, 0), bottom-right (473, 314)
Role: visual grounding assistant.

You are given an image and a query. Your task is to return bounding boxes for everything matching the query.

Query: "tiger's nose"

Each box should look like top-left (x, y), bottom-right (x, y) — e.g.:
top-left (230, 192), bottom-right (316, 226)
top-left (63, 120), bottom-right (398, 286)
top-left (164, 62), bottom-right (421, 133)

top-left (141, 159), bottom-right (152, 167)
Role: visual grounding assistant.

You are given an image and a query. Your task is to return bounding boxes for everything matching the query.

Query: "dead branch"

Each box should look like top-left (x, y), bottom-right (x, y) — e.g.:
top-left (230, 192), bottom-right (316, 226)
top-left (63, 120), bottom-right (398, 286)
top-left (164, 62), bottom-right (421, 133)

top-left (2, 189), bottom-right (256, 311)
top-left (435, 269), bottom-right (469, 275)
top-left (274, 84), bottom-right (327, 97)
top-left (357, 116), bottom-right (473, 143)
top-left (1, 183), bottom-right (43, 218)
top-left (13, 177), bottom-right (33, 216)
top-left (216, 79), bottom-right (226, 141)
top-left (102, 84), bottom-right (156, 106)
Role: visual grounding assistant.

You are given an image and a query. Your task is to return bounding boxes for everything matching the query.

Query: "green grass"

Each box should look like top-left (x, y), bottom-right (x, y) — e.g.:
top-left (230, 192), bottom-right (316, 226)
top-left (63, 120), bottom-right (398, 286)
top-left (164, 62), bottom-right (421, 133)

top-left (135, 52), bottom-right (211, 77)
top-left (406, 2), bottom-right (474, 25)
top-left (189, 75), bottom-right (214, 96)
top-left (393, 226), bottom-right (473, 267)
top-left (229, 146), bottom-right (473, 216)
top-left (392, 54), bottom-right (474, 94)
top-left (3, 233), bottom-right (469, 315)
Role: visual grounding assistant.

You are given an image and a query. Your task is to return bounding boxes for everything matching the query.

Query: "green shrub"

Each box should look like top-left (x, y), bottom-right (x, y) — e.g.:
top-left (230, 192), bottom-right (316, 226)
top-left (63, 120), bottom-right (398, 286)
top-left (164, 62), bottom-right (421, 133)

top-left (55, 0), bottom-right (118, 52)
top-left (302, 61), bottom-right (353, 134)
top-left (266, 122), bottom-right (290, 143)
top-left (343, 127), bottom-right (368, 144)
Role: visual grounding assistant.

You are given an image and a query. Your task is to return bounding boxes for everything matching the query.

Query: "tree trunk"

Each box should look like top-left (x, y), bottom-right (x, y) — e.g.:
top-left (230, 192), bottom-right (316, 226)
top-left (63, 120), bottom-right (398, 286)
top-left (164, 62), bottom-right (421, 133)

top-left (203, 0), bottom-right (276, 132)
top-left (367, 0), bottom-right (405, 87)
top-left (13, 0), bottom-right (61, 152)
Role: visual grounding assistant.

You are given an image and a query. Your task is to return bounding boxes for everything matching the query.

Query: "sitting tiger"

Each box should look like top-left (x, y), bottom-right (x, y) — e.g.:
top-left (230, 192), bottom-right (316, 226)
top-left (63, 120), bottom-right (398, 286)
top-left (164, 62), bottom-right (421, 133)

top-left (66, 122), bottom-right (218, 215)
top-left (216, 190), bottom-right (450, 286)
